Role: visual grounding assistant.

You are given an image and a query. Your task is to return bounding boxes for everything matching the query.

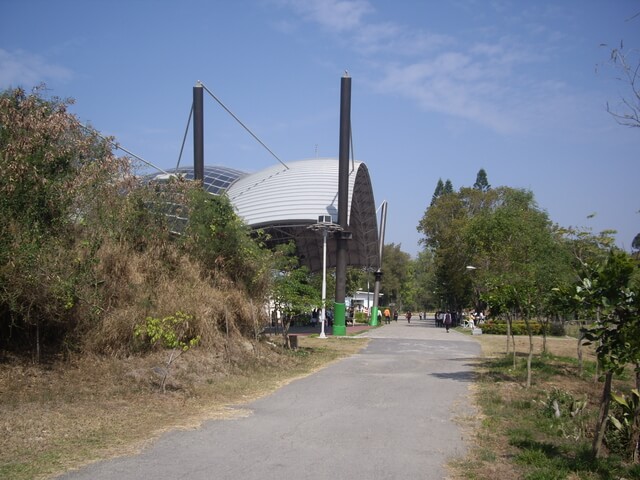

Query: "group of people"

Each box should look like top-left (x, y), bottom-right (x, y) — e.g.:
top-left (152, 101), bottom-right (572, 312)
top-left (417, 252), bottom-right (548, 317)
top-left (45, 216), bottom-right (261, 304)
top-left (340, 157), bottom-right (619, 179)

top-left (330, 308), bottom-right (479, 333)
top-left (310, 308), bottom-right (333, 327)
top-left (464, 310), bottom-right (485, 328)
top-left (434, 311), bottom-right (454, 332)
top-left (378, 308), bottom-right (456, 333)
top-left (380, 308), bottom-right (399, 324)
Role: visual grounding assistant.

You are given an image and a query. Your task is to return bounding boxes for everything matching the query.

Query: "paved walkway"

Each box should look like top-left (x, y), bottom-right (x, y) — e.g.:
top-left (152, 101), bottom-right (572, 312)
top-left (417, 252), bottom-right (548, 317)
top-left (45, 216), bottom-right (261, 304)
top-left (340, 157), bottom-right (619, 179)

top-left (58, 317), bottom-right (480, 480)
top-left (263, 322), bottom-right (374, 337)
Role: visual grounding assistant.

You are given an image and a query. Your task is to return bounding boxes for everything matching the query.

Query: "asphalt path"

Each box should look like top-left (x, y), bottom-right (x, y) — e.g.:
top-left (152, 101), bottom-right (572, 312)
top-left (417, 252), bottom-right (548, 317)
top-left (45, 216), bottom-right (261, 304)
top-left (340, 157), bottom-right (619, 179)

top-left (58, 317), bottom-right (481, 480)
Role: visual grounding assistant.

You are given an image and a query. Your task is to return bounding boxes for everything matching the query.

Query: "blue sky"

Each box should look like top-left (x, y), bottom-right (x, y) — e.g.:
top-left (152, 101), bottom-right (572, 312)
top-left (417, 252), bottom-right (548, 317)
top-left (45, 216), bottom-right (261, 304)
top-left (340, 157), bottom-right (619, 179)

top-left (2, 0), bottom-right (638, 256)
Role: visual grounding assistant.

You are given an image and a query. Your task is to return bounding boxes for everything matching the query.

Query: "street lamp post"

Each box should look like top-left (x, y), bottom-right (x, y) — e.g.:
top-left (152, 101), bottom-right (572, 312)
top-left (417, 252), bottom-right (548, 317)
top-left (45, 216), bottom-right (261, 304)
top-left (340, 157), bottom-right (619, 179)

top-left (363, 266), bottom-right (373, 322)
top-left (308, 216), bottom-right (343, 339)
top-left (465, 265), bottom-right (480, 319)
top-left (367, 277), bottom-right (370, 317)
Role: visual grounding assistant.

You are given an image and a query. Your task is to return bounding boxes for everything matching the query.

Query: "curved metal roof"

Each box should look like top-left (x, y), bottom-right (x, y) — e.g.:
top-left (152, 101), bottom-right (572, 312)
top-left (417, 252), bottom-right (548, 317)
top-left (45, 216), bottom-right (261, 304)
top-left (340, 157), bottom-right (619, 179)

top-left (148, 159), bottom-right (379, 272)
top-left (227, 158), bottom-right (379, 272)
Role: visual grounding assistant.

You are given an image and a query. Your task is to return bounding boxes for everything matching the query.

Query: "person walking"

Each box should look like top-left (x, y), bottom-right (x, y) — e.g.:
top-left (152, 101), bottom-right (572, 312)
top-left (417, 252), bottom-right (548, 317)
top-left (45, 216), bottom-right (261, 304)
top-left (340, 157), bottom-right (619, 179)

top-left (406, 311), bottom-right (412, 323)
top-left (393, 310), bottom-right (398, 322)
top-left (444, 311), bottom-right (452, 333)
top-left (383, 308), bottom-right (391, 325)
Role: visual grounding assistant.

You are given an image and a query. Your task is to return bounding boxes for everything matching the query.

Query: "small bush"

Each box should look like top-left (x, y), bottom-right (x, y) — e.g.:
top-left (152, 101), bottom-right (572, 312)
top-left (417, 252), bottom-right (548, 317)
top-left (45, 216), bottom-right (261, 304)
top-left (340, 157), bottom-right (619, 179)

top-left (605, 390), bottom-right (640, 458)
top-left (548, 322), bottom-right (566, 337)
top-left (134, 312), bottom-right (200, 352)
top-left (482, 321), bottom-right (544, 335)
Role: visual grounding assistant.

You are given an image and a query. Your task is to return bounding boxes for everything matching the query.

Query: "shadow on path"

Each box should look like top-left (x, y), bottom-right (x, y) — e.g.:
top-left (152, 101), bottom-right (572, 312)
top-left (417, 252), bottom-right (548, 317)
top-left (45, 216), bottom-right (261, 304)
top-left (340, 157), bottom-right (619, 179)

top-left (431, 370), bottom-right (477, 382)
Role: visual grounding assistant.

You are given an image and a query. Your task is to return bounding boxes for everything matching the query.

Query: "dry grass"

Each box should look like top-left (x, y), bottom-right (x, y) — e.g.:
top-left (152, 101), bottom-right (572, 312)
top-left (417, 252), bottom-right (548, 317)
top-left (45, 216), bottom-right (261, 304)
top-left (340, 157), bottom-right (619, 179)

top-left (474, 333), bottom-right (597, 361)
top-left (0, 335), bottom-right (367, 480)
top-left (82, 240), bottom-right (267, 355)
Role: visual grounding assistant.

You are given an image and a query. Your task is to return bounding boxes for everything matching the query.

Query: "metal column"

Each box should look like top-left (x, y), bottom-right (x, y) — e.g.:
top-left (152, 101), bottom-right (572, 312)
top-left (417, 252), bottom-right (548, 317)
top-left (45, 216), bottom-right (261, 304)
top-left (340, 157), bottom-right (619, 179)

top-left (333, 73), bottom-right (351, 337)
top-left (370, 201), bottom-right (387, 325)
top-left (193, 81), bottom-right (204, 182)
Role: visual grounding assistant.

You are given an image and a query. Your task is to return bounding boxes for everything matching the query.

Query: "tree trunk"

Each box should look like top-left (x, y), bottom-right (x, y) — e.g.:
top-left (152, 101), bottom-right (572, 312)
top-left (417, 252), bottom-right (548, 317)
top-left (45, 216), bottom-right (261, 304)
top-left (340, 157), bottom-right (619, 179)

top-left (594, 310), bottom-right (601, 383)
top-left (526, 320), bottom-right (533, 388)
top-left (282, 315), bottom-right (292, 349)
top-left (35, 318), bottom-right (41, 364)
top-left (510, 314), bottom-right (517, 369)
top-left (161, 348), bottom-right (181, 394)
top-left (250, 299), bottom-right (258, 341)
top-left (592, 371), bottom-right (613, 458)
top-left (630, 367), bottom-right (640, 463)
top-left (577, 327), bottom-right (584, 376)
top-left (505, 317), bottom-right (511, 357)
top-left (541, 317), bottom-right (547, 355)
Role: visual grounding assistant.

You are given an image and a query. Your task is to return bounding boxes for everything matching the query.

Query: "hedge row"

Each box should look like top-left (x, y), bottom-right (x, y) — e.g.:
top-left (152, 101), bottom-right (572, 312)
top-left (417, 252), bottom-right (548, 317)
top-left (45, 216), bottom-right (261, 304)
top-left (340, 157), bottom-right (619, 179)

top-left (480, 321), bottom-right (565, 336)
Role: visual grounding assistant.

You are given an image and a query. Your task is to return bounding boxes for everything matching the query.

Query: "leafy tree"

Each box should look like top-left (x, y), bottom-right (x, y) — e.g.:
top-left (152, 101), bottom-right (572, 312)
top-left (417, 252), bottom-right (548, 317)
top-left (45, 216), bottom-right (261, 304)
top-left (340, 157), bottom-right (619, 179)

top-left (0, 86), bottom-right (130, 358)
top-left (271, 243), bottom-right (317, 348)
top-left (574, 250), bottom-right (640, 460)
top-left (380, 243), bottom-right (412, 309)
top-left (418, 187), bottom-right (493, 313)
top-left (0, 87), bottom-right (110, 236)
top-left (554, 226), bottom-right (617, 374)
top-left (443, 179), bottom-right (454, 194)
top-left (473, 168), bottom-right (491, 192)
top-left (134, 311), bottom-right (200, 393)
top-left (465, 187), bottom-right (567, 383)
top-left (559, 226), bottom-right (616, 279)
top-left (345, 266), bottom-right (366, 298)
top-left (401, 261), bottom-right (419, 311)
top-left (412, 250), bottom-right (437, 311)
top-left (420, 179), bottom-right (573, 384)
top-left (431, 178), bottom-right (444, 206)
top-left (633, 232), bottom-right (640, 253)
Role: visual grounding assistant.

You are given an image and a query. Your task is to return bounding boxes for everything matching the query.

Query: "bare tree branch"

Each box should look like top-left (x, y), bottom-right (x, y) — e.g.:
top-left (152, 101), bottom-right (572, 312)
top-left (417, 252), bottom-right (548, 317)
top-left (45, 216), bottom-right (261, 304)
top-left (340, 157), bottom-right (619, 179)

top-left (604, 42), bottom-right (640, 128)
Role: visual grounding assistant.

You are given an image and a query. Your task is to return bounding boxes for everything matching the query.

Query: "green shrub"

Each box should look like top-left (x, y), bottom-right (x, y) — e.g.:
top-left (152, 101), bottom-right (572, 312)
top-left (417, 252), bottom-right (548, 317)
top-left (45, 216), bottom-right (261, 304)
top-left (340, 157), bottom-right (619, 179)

top-left (182, 188), bottom-right (271, 295)
top-left (134, 312), bottom-right (200, 392)
top-left (548, 322), bottom-right (566, 337)
top-left (605, 390), bottom-right (640, 458)
top-left (482, 321), bottom-right (544, 335)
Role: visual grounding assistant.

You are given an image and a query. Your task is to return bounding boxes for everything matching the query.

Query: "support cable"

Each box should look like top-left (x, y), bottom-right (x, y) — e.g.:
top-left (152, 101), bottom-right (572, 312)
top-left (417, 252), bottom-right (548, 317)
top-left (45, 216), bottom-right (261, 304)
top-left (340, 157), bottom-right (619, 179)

top-left (176, 104), bottom-right (193, 170)
top-left (350, 122), bottom-right (355, 173)
top-left (76, 121), bottom-right (170, 175)
top-left (199, 82), bottom-right (288, 170)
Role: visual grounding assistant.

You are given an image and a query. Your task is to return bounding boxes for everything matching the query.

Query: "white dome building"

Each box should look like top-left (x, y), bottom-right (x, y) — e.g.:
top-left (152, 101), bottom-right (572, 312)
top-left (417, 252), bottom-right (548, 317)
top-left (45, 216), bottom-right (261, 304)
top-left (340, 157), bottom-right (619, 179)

top-left (149, 158), bottom-right (379, 273)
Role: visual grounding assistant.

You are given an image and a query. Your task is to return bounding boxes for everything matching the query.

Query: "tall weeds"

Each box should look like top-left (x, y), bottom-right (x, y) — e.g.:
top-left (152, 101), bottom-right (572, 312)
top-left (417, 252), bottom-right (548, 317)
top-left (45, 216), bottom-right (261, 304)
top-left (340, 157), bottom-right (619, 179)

top-left (0, 86), bottom-right (272, 360)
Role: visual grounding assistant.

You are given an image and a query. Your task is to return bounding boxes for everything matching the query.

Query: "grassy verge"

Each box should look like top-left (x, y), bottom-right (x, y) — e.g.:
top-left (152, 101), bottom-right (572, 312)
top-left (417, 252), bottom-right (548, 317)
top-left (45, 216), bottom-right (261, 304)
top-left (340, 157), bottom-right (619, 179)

top-left (451, 333), bottom-right (640, 479)
top-left (0, 335), bottom-right (367, 480)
